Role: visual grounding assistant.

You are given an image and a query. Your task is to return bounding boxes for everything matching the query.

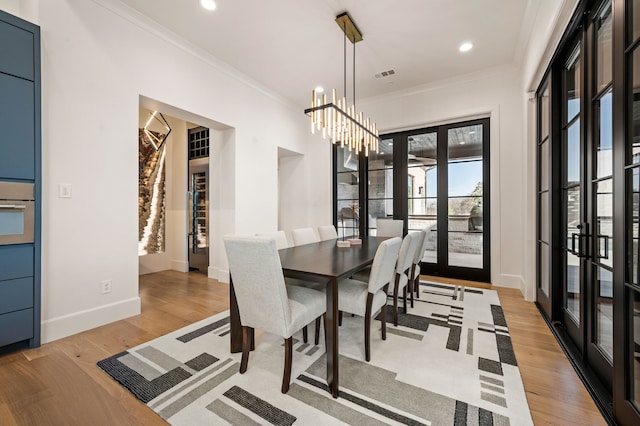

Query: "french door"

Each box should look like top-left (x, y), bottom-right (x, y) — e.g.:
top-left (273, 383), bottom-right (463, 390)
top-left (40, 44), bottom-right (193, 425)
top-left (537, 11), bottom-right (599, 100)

top-left (537, 0), bottom-right (615, 414)
top-left (403, 120), bottom-right (490, 283)
top-left (334, 118), bottom-right (490, 283)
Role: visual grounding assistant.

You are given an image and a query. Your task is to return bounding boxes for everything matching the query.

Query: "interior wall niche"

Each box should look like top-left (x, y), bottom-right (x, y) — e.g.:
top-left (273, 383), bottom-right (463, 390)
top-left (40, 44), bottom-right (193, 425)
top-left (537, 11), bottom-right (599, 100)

top-left (138, 115), bottom-right (170, 256)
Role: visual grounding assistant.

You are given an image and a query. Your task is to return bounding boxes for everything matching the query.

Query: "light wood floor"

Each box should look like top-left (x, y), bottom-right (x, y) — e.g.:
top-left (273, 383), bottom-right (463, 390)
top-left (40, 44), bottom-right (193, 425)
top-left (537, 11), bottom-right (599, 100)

top-left (0, 271), bottom-right (605, 425)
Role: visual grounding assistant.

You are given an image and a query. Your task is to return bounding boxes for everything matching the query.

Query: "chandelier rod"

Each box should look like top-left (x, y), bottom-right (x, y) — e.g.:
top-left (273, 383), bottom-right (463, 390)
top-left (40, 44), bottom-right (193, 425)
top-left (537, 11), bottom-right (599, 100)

top-left (353, 31), bottom-right (356, 108)
top-left (343, 21), bottom-right (347, 101)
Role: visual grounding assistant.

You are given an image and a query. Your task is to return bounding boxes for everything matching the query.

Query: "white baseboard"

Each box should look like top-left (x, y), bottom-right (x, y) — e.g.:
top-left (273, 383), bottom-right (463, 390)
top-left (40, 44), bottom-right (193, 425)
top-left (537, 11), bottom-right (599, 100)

top-left (171, 260), bottom-right (189, 272)
top-left (495, 274), bottom-right (531, 300)
top-left (40, 297), bottom-right (141, 344)
top-left (209, 267), bottom-right (229, 284)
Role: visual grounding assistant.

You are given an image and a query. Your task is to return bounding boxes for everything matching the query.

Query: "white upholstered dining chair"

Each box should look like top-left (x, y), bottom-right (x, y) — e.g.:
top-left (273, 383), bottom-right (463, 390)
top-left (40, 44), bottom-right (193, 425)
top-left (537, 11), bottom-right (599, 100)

top-left (390, 232), bottom-right (422, 326)
top-left (223, 236), bottom-right (326, 393)
top-left (376, 219), bottom-right (404, 237)
top-left (257, 231), bottom-right (325, 342)
top-left (291, 227), bottom-right (320, 246)
top-left (411, 229), bottom-right (429, 302)
top-left (255, 230), bottom-right (290, 250)
top-left (337, 237), bottom-right (402, 361)
top-left (318, 225), bottom-right (338, 241)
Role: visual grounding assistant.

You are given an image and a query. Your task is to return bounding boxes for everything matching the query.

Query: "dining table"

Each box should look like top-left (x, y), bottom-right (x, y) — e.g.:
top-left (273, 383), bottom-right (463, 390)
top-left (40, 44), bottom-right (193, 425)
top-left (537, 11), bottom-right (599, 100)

top-left (228, 236), bottom-right (386, 398)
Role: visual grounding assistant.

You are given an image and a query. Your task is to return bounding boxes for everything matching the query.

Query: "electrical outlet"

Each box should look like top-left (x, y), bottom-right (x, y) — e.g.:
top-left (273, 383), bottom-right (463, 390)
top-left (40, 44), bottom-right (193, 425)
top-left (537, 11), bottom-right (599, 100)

top-left (100, 280), bottom-right (112, 294)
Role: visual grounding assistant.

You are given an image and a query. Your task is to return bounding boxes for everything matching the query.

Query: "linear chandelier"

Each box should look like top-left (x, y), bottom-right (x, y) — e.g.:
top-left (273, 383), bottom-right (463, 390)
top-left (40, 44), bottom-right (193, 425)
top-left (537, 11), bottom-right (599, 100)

top-left (304, 12), bottom-right (380, 156)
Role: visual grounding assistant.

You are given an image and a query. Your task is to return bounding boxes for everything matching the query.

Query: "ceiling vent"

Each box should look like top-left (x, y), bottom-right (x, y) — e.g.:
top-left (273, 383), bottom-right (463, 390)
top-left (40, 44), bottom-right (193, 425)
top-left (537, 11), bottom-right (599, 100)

top-left (375, 69), bottom-right (396, 78)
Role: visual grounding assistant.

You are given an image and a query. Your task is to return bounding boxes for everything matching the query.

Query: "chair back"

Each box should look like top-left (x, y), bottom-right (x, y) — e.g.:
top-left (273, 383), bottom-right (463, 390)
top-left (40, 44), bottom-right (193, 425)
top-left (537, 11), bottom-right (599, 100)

top-left (291, 227), bottom-right (320, 246)
top-left (376, 219), bottom-right (403, 237)
top-left (396, 233), bottom-right (421, 275)
top-left (411, 230), bottom-right (427, 265)
top-left (224, 236), bottom-right (291, 336)
top-left (415, 228), bottom-right (429, 265)
top-left (256, 231), bottom-right (290, 250)
top-left (318, 225), bottom-right (338, 241)
top-left (367, 237), bottom-right (402, 294)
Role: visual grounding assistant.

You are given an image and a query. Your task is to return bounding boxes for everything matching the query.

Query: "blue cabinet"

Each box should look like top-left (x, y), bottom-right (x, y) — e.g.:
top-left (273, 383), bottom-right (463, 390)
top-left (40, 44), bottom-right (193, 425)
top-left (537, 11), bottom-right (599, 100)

top-left (0, 11), bottom-right (41, 351)
top-left (0, 73), bottom-right (35, 180)
top-left (0, 19), bottom-right (34, 80)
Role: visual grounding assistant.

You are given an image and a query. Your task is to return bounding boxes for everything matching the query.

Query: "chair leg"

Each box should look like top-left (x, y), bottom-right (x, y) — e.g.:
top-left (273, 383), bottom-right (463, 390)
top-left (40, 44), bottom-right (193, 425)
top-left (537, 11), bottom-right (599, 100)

top-left (415, 275), bottom-right (420, 298)
top-left (240, 326), bottom-right (251, 374)
top-left (314, 316), bottom-right (321, 345)
top-left (302, 325), bottom-right (308, 343)
top-left (393, 273), bottom-right (400, 326)
top-left (409, 266), bottom-right (415, 308)
top-left (339, 311), bottom-right (343, 326)
top-left (282, 337), bottom-right (293, 393)
top-left (402, 286), bottom-right (408, 314)
top-left (365, 293), bottom-right (373, 362)
top-left (381, 284), bottom-right (388, 341)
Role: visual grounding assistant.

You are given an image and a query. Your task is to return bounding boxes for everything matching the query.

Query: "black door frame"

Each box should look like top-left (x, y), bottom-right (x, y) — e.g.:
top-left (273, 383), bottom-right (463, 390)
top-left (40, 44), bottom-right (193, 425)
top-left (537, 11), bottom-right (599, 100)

top-left (333, 118), bottom-right (491, 283)
top-left (534, 0), bottom-right (640, 423)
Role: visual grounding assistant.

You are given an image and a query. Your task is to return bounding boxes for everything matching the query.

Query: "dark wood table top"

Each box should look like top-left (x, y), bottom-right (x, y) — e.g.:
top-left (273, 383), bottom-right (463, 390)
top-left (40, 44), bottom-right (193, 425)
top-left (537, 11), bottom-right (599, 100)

top-left (278, 236), bottom-right (385, 282)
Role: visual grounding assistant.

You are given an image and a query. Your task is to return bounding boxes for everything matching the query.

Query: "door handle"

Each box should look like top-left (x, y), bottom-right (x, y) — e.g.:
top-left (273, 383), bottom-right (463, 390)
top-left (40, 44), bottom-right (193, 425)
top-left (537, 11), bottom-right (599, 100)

top-left (0, 204), bottom-right (26, 209)
top-left (596, 235), bottom-right (609, 260)
top-left (569, 223), bottom-right (590, 259)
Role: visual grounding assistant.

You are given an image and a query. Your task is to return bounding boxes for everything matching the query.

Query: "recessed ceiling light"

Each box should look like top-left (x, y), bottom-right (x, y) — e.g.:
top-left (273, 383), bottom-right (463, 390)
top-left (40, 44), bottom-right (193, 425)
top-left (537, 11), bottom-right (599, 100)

top-left (200, 0), bottom-right (216, 11)
top-left (459, 42), bottom-right (473, 53)
top-left (315, 86), bottom-right (324, 93)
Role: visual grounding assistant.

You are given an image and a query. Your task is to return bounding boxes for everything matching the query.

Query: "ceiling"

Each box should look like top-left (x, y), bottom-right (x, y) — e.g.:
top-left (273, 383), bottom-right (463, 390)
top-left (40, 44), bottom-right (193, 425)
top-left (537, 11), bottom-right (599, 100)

top-left (118, 0), bottom-right (536, 108)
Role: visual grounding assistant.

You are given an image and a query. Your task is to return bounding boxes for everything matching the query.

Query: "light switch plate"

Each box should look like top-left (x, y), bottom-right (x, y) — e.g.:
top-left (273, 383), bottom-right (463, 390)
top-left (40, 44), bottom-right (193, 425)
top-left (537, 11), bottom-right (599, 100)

top-left (59, 183), bottom-right (72, 198)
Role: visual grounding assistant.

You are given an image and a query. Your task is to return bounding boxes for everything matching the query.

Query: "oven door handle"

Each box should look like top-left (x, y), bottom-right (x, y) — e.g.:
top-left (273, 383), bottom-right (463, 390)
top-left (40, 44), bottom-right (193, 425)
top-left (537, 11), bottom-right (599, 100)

top-left (0, 204), bottom-right (26, 209)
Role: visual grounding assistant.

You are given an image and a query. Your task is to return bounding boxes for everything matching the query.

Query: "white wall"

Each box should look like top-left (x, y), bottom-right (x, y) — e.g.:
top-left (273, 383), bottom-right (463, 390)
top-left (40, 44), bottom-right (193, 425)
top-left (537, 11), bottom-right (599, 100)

top-left (360, 65), bottom-right (526, 292)
top-left (0, 0), bottom-right (18, 16)
top-left (8, 0), bottom-right (328, 342)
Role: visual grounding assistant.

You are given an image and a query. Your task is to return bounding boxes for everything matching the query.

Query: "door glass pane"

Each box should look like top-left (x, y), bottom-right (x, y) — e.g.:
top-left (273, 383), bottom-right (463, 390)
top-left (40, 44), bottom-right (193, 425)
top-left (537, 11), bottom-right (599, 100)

top-left (633, 0), bottom-right (640, 44)
top-left (566, 184), bottom-right (581, 324)
top-left (567, 120), bottom-right (581, 184)
top-left (541, 86), bottom-right (550, 140)
top-left (566, 251), bottom-right (581, 323)
top-left (632, 289), bottom-right (640, 410)
top-left (566, 47), bottom-right (581, 123)
top-left (631, 167), bottom-right (640, 286)
top-left (597, 91), bottom-right (613, 178)
top-left (595, 266), bottom-right (613, 362)
top-left (336, 147), bottom-right (359, 238)
top-left (408, 132), bottom-right (437, 261)
top-left (540, 191), bottom-right (549, 243)
top-left (368, 138), bottom-right (393, 236)
top-left (448, 125), bottom-right (483, 268)
top-left (596, 179), bottom-right (613, 268)
top-left (540, 242), bottom-right (549, 296)
top-left (596, 3), bottom-right (612, 93)
top-left (631, 48), bottom-right (640, 164)
top-left (540, 140), bottom-right (549, 191)
top-left (566, 186), bottom-right (581, 252)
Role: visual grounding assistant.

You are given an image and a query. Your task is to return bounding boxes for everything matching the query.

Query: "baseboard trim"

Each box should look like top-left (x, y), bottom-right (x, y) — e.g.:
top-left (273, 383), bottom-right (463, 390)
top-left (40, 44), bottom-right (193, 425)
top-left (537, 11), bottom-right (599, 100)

top-left (171, 260), bottom-right (189, 272)
top-left (40, 297), bottom-right (141, 343)
top-left (209, 267), bottom-right (229, 284)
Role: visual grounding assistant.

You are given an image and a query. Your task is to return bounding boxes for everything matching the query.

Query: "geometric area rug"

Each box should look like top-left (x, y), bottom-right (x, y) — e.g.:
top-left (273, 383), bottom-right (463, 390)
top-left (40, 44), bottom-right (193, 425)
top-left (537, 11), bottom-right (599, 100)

top-left (97, 281), bottom-right (533, 425)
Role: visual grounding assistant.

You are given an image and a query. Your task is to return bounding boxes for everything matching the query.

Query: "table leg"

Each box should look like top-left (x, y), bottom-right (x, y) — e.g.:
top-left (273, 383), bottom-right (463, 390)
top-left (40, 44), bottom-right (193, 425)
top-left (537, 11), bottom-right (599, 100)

top-left (230, 275), bottom-right (254, 353)
top-left (326, 277), bottom-right (339, 398)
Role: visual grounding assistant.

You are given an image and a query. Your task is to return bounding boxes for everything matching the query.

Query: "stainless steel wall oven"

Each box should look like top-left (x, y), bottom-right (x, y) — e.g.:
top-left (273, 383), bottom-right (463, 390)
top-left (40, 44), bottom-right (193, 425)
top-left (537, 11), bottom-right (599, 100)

top-left (0, 182), bottom-right (35, 245)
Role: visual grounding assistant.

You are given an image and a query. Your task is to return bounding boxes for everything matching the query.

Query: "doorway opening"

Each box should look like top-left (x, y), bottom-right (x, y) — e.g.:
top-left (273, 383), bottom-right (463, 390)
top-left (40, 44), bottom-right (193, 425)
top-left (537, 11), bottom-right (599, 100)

top-left (188, 127), bottom-right (209, 274)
